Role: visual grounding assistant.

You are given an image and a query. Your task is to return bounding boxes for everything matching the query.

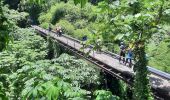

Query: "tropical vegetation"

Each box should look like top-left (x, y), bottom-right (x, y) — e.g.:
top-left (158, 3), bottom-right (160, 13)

top-left (0, 0), bottom-right (170, 100)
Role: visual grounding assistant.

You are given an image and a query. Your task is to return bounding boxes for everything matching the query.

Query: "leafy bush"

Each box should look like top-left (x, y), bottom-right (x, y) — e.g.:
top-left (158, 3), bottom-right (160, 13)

top-left (40, 22), bottom-right (50, 29)
top-left (148, 39), bottom-right (170, 73)
top-left (73, 28), bottom-right (91, 40)
top-left (53, 53), bottom-right (100, 87)
top-left (94, 90), bottom-right (120, 100)
top-left (74, 19), bottom-right (88, 29)
top-left (80, 3), bottom-right (97, 22)
top-left (38, 1), bottom-right (96, 27)
top-left (0, 27), bottom-right (102, 99)
top-left (57, 19), bottom-right (75, 35)
top-left (0, 28), bottom-right (47, 73)
top-left (39, 13), bottom-right (52, 25)
top-left (51, 7), bottom-right (65, 24)
top-left (38, 2), bottom-right (66, 25)
top-left (64, 3), bottom-right (81, 22)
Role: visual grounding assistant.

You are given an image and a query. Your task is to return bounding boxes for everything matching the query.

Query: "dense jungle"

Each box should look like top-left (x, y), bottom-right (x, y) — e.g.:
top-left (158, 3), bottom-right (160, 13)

top-left (0, 0), bottom-right (170, 100)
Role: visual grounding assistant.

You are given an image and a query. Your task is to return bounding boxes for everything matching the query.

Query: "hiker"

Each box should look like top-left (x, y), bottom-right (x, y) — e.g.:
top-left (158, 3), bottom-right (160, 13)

top-left (48, 23), bottom-right (52, 32)
top-left (55, 26), bottom-right (59, 36)
top-left (119, 42), bottom-right (126, 63)
top-left (125, 48), bottom-right (133, 67)
top-left (55, 26), bottom-right (62, 36)
top-left (58, 26), bottom-right (62, 36)
top-left (96, 37), bottom-right (102, 53)
top-left (82, 35), bottom-right (87, 47)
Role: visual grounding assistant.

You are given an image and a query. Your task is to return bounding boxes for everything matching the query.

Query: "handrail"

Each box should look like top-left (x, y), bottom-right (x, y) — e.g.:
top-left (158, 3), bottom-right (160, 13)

top-left (51, 30), bottom-right (81, 43)
top-left (33, 26), bottom-right (170, 81)
top-left (148, 66), bottom-right (170, 80)
top-left (101, 47), bottom-right (170, 80)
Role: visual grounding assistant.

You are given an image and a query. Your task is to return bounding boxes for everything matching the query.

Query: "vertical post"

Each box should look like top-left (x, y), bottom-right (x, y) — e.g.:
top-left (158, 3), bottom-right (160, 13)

top-left (67, 39), bottom-right (68, 45)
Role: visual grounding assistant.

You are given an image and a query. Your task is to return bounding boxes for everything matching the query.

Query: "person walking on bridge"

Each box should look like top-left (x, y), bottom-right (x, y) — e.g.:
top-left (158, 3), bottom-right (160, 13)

top-left (48, 23), bottom-right (52, 32)
top-left (96, 37), bottom-right (102, 53)
top-left (55, 26), bottom-right (62, 36)
top-left (58, 26), bottom-right (62, 36)
top-left (55, 26), bottom-right (59, 36)
top-left (82, 35), bottom-right (87, 48)
top-left (125, 48), bottom-right (133, 68)
top-left (119, 42), bottom-right (126, 64)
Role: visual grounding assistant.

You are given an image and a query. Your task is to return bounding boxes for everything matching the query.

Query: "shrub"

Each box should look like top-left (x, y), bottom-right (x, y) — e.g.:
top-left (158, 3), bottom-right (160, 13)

top-left (51, 7), bottom-right (65, 24)
top-left (40, 22), bottom-right (49, 29)
top-left (74, 19), bottom-right (88, 29)
top-left (39, 13), bottom-right (52, 24)
top-left (148, 40), bottom-right (170, 73)
top-left (94, 90), bottom-right (120, 100)
top-left (39, 3), bottom-right (66, 25)
top-left (73, 28), bottom-right (91, 40)
top-left (56, 20), bottom-right (75, 35)
top-left (64, 6), bottom-right (81, 22)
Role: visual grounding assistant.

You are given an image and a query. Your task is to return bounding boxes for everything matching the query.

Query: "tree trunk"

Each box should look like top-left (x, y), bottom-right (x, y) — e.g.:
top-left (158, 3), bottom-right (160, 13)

top-left (133, 40), bottom-right (153, 100)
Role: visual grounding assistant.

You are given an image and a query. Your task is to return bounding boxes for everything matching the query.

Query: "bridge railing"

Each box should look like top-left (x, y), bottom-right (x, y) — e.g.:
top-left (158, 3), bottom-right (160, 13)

top-left (33, 25), bottom-right (170, 80)
top-left (54, 29), bottom-right (170, 80)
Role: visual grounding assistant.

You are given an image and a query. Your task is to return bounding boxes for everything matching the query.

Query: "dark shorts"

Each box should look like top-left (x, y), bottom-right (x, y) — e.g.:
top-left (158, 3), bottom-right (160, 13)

top-left (120, 51), bottom-right (125, 57)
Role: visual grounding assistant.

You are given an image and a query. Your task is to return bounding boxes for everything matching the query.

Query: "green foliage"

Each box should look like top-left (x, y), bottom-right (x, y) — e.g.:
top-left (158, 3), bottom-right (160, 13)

top-left (19, 0), bottom-right (44, 24)
top-left (51, 6), bottom-right (65, 24)
top-left (0, 82), bottom-right (8, 100)
top-left (73, 0), bottom-right (170, 99)
top-left (19, 61), bottom-right (89, 99)
top-left (74, 28), bottom-right (91, 40)
top-left (40, 22), bottom-right (50, 29)
top-left (133, 43), bottom-right (153, 100)
top-left (2, 0), bottom-right (170, 99)
top-left (0, 28), bottom-right (47, 99)
top-left (3, 0), bottom-right (20, 9)
top-left (0, 1), bottom-right (29, 51)
top-left (38, 2), bottom-right (66, 25)
top-left (0, 27), bottom-right (104, 99)
top-left (38, 1), bottom-right (96, 32)
top-left (94, 90), bottom-right (119, 100)
top-left (3, 6), bottom-right (29, 27)
top-left (57, 19), bottom-right (75, 35)
top-left (146, 24), bottom-right (170, 73)
top-left (53, 53), bottom-right (100, 87)
top-left (0, 1), bottom-right (11, 51)
top-left (74, 19), bottom-right (87, 29)
top-left (86, 0), bottom-right (170, 99)
top-left (74, 0), bottom-right (88, 8)
top-left (39, 12), bottom-right (52, 25)
top-left (148, 38), bottom-right (170, 73)
top-left (0, 28), bottom-right (47, 73)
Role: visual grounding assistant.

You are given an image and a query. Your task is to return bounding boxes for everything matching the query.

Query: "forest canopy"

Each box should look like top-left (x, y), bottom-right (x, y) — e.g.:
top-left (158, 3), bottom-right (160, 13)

top-left (0, 0), bottom-right (170, 100)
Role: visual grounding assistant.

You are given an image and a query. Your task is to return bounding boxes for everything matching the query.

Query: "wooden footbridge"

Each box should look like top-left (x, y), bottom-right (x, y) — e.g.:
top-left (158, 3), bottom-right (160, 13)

top-left (32, 25), bottom-right (170, 100)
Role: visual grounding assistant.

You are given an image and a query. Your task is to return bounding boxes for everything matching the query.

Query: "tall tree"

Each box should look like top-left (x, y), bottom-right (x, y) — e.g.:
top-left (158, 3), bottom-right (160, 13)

top-left (0, 0), bottom-right (10, 51)
top-left (74, 0), bottom-right (170, 99)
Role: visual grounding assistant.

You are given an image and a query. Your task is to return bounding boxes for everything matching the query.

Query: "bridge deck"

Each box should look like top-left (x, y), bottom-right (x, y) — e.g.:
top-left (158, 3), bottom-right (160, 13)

top-left (58, 34), bottom-right (133, 73)
top-left (33, 26), bottom-right (170, 99)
